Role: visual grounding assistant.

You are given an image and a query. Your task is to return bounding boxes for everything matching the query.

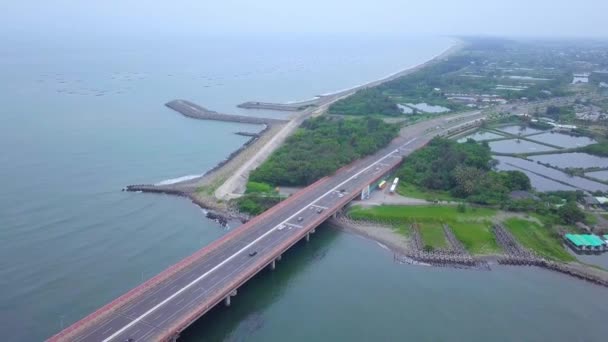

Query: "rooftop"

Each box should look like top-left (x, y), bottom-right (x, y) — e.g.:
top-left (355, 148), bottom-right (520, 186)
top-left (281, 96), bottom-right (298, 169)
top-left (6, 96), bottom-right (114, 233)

top-left (565, 234), bottom-right (606, 247)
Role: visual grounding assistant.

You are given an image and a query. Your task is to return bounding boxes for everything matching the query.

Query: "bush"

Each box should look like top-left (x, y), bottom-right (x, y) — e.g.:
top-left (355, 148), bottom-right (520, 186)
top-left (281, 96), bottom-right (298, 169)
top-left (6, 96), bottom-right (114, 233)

top-left (246, 181), bottom-right (274, 194)
top-left (396, 137), bottom-right (530, 205)
top-left (250, 116), bottom-right (399, 186)
top-left (557, 201), bottom-right (585, 225)
top-left (329, 88), bottom-right (402, 116)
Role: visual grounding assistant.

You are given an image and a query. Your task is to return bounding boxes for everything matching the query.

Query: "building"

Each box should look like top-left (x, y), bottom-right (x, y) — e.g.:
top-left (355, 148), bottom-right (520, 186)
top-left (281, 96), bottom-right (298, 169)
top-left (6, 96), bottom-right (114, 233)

top-left (564, 234), bottom-right (607, 254)
top-left (595, 196), bottom-right (608, 205)
top-left (582, 196), bottom-right (600, 208)
top-left (572, 73), bottom-right (590, 84)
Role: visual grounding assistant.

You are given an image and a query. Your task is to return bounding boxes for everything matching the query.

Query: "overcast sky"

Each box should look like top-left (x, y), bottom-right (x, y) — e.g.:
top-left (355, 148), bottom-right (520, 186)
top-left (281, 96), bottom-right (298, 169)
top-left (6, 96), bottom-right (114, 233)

top-left (3, 0), bottom-right (607, 38)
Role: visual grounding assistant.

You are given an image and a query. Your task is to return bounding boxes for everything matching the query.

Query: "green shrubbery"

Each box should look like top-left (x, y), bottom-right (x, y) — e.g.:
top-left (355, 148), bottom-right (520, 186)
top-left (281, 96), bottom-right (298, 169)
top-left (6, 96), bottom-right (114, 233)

top-left (329, 88), bottom-right (402, 116)
top-left (250, 116), bottom-right (399, 186)
top-left (397, 138), bottom-right (530, 204)
top-left (235, 181), bottom-right (282, 215)
top-left (580, 142), bottom-right (608, 157)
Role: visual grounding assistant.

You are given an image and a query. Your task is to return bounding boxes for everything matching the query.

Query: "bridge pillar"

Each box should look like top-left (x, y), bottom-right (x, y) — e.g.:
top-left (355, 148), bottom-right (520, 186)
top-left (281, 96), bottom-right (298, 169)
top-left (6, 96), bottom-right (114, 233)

top-left (270, 259), bottom-right (276, 270)
top-left (277, 254), bottom-right (282, 261)
top-left (311, 228), bottom-right (316, 234)
top-left (306, 233), bottom-right (310, 242)
top-left (361, 184), bottom-right (371, 200)
top-left (225, 289), bottom-right (238, 306)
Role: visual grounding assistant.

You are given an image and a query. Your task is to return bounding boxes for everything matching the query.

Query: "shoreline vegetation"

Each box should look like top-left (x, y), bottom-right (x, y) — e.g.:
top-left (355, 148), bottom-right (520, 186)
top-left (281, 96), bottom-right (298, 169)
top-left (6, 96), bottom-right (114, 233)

top-left (336, 204), bottom-right (608, 286)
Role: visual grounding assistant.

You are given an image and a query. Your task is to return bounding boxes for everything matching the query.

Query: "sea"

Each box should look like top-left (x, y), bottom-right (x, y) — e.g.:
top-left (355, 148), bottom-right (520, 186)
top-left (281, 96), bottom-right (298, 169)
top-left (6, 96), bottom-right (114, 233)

top-left (1, 34), bottom-right (607, 342)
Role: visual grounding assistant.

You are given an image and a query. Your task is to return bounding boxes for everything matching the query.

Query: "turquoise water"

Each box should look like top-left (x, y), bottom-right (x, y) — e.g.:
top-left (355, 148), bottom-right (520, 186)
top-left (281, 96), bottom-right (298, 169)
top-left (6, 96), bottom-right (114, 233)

top-left (0, 34), bottom-right (473, 341)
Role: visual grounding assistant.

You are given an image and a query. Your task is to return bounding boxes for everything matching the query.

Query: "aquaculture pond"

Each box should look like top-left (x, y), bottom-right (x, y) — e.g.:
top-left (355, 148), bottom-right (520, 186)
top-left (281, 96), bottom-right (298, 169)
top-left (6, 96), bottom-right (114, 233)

top-left (405, 102), bottom-right (450, 113)
top-left (531, 132), bottom-right (596, 148)
top-left (586, 170), bottom-right (608, 181)
top-left (494, 125), bottom-right (544, 136)
top-left (530, 153), bottom-right (608, 169)
top-left (495, 160), bottom-right (576, 192)
top-left (494, 156), bottom-right (608, 192)
top-left (488, 139), bottom-right (557, 154)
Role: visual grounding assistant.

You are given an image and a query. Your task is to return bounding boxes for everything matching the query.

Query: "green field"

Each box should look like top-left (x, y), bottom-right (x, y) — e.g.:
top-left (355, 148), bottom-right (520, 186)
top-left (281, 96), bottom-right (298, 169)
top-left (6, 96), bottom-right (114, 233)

top-left (397, 182), bottom-right (456, 202)
top-left (349, 205), bottom-right (496, 223)
top-left (503, 218), bottom-right (575, 262)
top-left (348, 205), bottom-right (499, 254)
top-left (450, 222), bottom-right (499, 254)
top-left (418, 223), bottom-right (447, 249)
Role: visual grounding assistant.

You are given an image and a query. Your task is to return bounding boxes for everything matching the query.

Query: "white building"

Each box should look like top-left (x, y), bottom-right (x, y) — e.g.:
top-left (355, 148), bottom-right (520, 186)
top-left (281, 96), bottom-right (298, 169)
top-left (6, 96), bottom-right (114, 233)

top-left (572, 73), bottom-right (590, 84)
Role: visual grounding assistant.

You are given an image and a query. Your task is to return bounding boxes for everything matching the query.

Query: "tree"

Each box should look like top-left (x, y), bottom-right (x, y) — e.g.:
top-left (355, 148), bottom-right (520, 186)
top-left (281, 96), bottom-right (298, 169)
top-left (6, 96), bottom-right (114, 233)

top-left (557, 201), bottom-right (585, 225)
top-left (452, 165), bottom-right (485, 197)
top-left (250, 116), bottom-right (399, 186)
top-left (501, 171), bottom-right (531, 191)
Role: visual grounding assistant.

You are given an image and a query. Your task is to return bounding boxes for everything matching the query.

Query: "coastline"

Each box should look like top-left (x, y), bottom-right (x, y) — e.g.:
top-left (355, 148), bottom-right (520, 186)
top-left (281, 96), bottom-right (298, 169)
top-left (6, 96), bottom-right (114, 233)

top-left (318, 38), bottom-right (463, 97)
top-left (330, 212), bottom-right (608, 287)
top-left (125, 39), bottom-right (464, 223)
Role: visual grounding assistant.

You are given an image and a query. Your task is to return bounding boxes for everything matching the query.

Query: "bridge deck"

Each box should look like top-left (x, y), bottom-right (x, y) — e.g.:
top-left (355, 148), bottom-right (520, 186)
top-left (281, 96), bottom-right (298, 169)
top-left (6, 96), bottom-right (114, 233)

top-left (49, 135), bottom-right (426, 342)
top-left (48, 108), bottom-right (491, 342)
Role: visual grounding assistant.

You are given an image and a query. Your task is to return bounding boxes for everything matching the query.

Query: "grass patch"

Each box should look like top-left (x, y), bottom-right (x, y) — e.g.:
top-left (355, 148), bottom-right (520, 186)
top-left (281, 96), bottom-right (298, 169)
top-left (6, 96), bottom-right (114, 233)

top-left (392, 224), bottom-right (412, 237)
top-left (349, 205), bottom-right (496, 223)
top-left (585, 213), bottom-right (598, 226)
top-left (503, 218), bottom-right (575, 262)
top-left (450, 222), bottom-right (499, 254)
top-left (418, 223), bottom-right (447, 249)
top-left (396, 182), bottom-right (456, 202)
top-left (348, 205), bottom-right (498, 254)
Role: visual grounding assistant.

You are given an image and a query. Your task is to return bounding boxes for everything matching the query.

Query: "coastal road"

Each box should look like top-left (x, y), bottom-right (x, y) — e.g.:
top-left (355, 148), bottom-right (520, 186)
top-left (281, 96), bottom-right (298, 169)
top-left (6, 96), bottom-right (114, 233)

top-left (49, 110), bottom-right (486, 342)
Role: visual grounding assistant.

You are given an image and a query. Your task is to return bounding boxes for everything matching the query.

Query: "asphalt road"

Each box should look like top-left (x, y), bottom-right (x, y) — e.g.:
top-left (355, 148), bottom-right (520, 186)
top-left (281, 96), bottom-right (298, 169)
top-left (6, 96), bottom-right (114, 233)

top-left (50, 110), bottom-right (486, 342)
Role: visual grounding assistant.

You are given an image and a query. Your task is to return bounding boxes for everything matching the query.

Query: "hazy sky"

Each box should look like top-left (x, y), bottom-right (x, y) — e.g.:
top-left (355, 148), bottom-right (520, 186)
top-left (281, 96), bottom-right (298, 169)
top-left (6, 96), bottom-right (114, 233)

top-left (3, 0), bottom-right (607, 38)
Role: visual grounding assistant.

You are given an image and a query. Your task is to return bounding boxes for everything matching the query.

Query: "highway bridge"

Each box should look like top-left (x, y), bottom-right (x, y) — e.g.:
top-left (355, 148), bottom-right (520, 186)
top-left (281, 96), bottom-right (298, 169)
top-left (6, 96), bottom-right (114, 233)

top-left (48, 112), bottom-right (486, 342)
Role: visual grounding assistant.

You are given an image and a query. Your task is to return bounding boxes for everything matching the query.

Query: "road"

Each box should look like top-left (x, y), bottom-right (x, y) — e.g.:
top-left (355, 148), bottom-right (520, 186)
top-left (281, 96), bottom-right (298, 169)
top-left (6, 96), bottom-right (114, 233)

top-left (49, 110), bottom-right (487, 342)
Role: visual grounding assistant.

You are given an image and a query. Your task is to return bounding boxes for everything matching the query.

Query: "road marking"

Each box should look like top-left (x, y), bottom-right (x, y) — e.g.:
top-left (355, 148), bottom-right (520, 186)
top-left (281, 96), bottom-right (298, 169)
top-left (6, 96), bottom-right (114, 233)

top-left (286, 223), bottom-right (303, 229)
top-left (101, 137), bottom-right (418, 342)
top-left (102, 327), bottom-right (113, 334)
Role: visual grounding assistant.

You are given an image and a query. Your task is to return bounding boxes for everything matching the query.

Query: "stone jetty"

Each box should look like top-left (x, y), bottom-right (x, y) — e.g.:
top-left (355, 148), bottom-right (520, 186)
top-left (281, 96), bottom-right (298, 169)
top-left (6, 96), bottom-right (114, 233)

top-left (237, 98), bottom-right (320, 111)
top-left (166, 99), bottom-right (287, 125)
top-left (493, 224), bottom-right (608, 287)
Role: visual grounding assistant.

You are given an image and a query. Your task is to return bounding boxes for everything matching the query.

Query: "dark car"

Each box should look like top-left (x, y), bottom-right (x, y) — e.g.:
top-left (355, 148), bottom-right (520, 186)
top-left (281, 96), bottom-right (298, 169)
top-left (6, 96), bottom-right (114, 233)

top-left (248, 251), bottom-right (258, 257)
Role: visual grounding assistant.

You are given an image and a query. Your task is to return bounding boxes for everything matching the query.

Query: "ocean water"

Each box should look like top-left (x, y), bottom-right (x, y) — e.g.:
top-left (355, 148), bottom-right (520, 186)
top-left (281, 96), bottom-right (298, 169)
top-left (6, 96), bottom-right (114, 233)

top-left (0, 34), bottom-right (460, 341)
top-left (2, 34), bottom-right (607, 342)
